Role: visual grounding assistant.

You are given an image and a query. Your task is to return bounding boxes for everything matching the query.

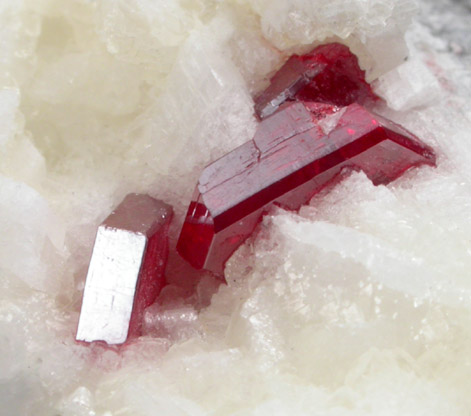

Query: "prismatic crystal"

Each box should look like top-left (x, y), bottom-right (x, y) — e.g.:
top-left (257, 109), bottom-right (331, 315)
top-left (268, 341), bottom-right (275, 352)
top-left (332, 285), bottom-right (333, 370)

top-left (177, 43), bottom-right (436, 275)
top-left (254, 43), bottom-right (377, 119)
top-left (177, 101), bottom-right (436, 275)
top-left (76, 194), bottom-right (173, 345)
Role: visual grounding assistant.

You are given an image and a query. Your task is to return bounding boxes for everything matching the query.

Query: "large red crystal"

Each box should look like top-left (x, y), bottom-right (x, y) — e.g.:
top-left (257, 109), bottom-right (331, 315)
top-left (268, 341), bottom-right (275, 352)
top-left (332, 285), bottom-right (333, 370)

top-left (254, 43), bottom-right (377, 119)
top-left (76, 194), bottom-right (173, 345)
top-left (177, 102), bottom-right (436, 275)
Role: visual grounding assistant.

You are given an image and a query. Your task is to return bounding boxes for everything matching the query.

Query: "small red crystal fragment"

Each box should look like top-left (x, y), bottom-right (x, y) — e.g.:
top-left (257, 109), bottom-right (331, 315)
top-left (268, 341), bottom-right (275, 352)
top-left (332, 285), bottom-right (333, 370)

top-left (177, 102), bottom-right (436, 275)
top-left (76, 194), bottom-right (173, 345)
top-left (254, 43), bottom-right (377, 119)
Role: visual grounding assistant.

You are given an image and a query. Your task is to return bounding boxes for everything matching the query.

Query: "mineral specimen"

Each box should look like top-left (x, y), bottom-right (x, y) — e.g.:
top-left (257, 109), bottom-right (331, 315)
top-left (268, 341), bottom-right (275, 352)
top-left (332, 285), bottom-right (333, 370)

top-left (177, 101), bottom-right (436, 275)
top-left (4, 0), bottom-right (471, 413)
top-left (254, 43), bottom-right (377, 119)
top-left (76, 194), bottom-right (173, 345)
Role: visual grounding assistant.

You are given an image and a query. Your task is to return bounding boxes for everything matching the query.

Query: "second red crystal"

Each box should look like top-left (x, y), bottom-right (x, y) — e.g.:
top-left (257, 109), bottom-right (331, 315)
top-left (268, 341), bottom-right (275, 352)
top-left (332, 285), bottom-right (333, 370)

top-left (254, 43), bottom-right (377, 119)
top-left (76, 194), bottom-right (173, 344)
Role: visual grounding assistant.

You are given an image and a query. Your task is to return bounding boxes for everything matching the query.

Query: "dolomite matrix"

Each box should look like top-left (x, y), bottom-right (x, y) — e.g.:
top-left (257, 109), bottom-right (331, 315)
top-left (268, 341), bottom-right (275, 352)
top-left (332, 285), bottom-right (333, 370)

top-left (2, 0), bottom-right (470, 414)
top-left (76, 194), bottom-right (173, 345)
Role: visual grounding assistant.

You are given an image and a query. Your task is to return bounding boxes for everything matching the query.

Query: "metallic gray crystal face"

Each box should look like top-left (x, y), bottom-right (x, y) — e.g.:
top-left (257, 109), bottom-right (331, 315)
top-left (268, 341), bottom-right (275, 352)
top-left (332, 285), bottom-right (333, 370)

top-left (76, 227), bottom-right (147, 344)
top-left (76, 194), bottom-right (173, 345)
top-left (103, 193), bottom-right (173, 236)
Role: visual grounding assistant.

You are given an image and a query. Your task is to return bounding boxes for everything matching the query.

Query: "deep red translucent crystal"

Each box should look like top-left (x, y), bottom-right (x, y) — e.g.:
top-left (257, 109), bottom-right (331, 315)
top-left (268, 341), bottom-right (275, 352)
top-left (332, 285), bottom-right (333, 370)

top-left (76, 194), bottom-right (173, 344)
top-left (177, 102), bottom-right (436, 275)
top-left (254, 43), bottom-right (377, 119)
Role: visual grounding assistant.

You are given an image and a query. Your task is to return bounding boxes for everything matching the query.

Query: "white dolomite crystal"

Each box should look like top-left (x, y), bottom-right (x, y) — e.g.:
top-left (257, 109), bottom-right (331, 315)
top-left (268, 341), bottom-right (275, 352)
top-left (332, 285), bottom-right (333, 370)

top-left (0, 0), bottom-right (471, 415)
top-left (374, 57), bottom-right (442, 111)
top-left (246, 0), bottom-right (418, 80)
top-left (0, 175), bottom-right (65, 293)
top-left (0, 88), bottom-right (19, 146)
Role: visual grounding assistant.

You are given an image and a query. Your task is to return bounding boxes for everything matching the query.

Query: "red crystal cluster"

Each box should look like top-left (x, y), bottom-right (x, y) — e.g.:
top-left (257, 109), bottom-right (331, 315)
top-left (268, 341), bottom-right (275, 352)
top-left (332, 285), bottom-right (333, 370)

top-left (254, 43), bottom-right (378, 119)
top-left (177, 43), bottom-right (436, 275)
top-left (77, 43), bottom-right (436, 344)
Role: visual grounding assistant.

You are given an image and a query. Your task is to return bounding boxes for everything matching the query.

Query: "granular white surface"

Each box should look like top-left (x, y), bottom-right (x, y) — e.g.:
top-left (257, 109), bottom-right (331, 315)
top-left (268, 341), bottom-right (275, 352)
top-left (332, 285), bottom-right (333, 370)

top-left (0, 0), bottom-right (470, 415)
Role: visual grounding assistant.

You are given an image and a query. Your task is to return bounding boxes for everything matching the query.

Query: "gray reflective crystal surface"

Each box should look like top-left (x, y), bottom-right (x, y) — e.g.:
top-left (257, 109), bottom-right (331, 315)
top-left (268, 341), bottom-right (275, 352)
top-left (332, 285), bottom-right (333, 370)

top-left (76, 194), bottom-right (173, 345)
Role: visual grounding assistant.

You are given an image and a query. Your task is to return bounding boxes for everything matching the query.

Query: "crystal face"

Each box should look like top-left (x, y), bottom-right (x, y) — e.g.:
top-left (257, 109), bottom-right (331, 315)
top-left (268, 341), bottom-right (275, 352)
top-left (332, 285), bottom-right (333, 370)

top-left (76, 194), bottom-right (173, 345)
top-left (177, 102), bottom-right (436, 275)
top-left (254, 43), bottom-right (377, 119)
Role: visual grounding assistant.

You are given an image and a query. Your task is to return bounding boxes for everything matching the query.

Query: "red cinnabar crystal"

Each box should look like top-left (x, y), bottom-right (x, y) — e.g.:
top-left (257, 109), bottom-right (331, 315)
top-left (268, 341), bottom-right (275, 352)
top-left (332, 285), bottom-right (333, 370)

top-left (177, 102), bottom-right (436, 275)
top-left (254, 43), bottom-right (377, 119)
top-left (76, 194), bottom-right (173, 345)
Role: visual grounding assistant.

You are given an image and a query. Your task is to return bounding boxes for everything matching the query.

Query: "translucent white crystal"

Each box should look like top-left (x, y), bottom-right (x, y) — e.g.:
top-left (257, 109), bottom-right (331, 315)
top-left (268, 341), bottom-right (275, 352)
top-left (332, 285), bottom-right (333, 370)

top-left (0, 175), bottom-right (64, 293)
top-left (374, 57), bottom-right (442, 111)
top-left (95, 0), bottom-right (194, 78)
top-left (247, 0), bottom-right (418, 79)
top-left (132, 16), bottom-right (258, 179)
top-left (58, 386), bottom-right (96, 416)
top-left (0, 88), bottom-right (19, 146)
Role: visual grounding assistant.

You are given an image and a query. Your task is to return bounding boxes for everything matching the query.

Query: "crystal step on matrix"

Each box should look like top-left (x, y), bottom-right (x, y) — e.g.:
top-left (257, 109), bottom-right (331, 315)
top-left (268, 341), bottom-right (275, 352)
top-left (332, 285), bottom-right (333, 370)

top-left (254, 43), bottom-right (377, 119)
top-left (177, 101), bottom-right (436, 275)
top-left (76, 194), bottom-right (173, 345)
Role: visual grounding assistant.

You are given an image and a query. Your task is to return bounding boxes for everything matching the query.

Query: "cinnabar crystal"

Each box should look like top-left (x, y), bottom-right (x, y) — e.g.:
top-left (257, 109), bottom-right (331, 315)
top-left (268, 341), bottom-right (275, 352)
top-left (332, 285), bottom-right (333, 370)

top-left (254, 43), bottom-right (377, 119)
top-left (76, 194), bottom-right (173, 345)
top-left (177, 102), bottom-right (436, 275)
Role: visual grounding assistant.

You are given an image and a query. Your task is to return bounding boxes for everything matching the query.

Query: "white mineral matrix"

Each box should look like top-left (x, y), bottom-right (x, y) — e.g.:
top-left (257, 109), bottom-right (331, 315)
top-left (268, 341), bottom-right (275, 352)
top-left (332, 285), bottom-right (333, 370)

top-left (1, 0), bottom-right (471, 414)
